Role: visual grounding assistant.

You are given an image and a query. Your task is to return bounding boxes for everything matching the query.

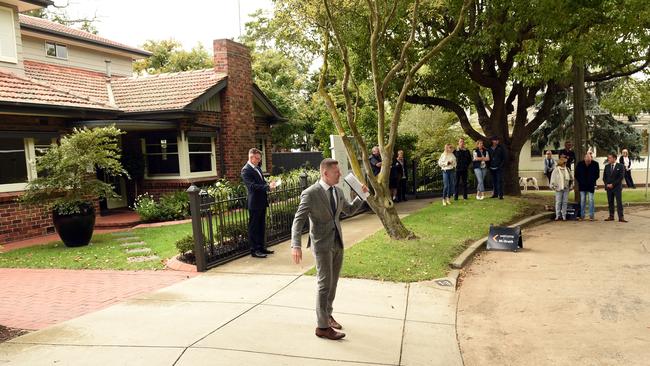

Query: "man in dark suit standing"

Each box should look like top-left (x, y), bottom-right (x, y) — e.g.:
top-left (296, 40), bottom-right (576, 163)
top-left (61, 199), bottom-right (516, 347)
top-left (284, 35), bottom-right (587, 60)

top-left (241, 148), bottom-right (277, 258)
top-left (603, 153), bottom-right (627, 222)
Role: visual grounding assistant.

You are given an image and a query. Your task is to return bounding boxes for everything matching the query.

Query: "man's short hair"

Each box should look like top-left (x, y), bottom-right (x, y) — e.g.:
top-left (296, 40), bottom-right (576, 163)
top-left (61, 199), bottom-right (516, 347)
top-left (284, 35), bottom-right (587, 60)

top-left (248, 148), bottom-right (263, 156)
top-left (320, 158), bottom-right (339, 172)
top-left (608, 152), bottom-right (617, 159)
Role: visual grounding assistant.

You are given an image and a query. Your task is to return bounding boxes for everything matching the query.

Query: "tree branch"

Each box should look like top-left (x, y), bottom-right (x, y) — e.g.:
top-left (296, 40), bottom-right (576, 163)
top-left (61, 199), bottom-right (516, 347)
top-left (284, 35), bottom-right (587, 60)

top-left (405, 95), bottom-right (485, 141)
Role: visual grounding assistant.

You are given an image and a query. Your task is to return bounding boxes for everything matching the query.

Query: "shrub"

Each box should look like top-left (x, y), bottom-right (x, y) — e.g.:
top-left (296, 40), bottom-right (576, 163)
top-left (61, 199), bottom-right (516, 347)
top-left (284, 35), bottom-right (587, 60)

top-left (133, 193), bottom-right (159, 222)
top-left (159, 191), bottom-right (189, 220)
top-left (133, 191), bottom-right (189, 222)
top-left (175, 234), bottom-right (195, 255)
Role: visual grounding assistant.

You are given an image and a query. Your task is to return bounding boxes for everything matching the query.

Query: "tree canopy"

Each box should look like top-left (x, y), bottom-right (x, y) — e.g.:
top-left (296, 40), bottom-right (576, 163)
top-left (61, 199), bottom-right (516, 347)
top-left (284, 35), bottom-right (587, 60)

top-left (133, 40), bottom-right (213, 75)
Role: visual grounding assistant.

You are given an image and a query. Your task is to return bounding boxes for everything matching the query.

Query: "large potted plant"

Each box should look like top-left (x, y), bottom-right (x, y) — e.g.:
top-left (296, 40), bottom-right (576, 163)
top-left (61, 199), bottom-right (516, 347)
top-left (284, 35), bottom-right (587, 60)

top-left (22, 126), bottom-right (126, 247)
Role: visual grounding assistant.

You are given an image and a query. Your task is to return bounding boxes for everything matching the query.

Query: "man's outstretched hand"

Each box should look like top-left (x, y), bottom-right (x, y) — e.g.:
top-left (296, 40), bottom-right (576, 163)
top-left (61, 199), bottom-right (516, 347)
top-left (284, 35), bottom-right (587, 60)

top-left (292, 247), bottom-right (302, 264)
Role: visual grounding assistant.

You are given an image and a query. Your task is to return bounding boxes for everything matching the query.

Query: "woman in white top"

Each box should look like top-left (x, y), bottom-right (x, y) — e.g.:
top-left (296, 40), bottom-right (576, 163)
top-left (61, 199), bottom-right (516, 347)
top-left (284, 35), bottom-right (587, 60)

top-left (550, 154), bottom-right (573, 220)
top-left (619, 149), bottom-right (635, 188)
top-left (438, 143), bottom-right (457, 206)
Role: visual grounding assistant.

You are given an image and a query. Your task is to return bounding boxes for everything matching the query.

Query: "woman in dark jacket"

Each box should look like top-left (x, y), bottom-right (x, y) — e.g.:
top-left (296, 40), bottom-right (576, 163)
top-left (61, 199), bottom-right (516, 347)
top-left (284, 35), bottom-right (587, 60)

top-left (575, 152), bottom-right (600, 220)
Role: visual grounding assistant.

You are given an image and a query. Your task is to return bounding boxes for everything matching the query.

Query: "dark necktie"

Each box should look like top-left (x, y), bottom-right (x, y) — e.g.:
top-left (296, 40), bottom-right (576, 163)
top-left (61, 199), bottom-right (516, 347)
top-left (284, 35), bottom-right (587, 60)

top-left (329, 186), bottom-right (337, 216)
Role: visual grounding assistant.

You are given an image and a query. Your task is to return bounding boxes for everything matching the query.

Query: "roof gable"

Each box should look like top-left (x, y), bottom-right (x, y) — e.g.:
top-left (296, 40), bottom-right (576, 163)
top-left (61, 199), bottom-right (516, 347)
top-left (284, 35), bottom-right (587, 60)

top-left (18, 14), bottom-right (150, 57)
top-left (110, 69), bottom-right (227, 113)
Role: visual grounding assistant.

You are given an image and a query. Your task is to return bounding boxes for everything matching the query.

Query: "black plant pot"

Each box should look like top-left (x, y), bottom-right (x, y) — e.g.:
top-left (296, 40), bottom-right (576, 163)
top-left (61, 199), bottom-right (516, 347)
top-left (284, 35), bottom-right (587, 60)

top-left (52, 204), bottom-right (96, 247)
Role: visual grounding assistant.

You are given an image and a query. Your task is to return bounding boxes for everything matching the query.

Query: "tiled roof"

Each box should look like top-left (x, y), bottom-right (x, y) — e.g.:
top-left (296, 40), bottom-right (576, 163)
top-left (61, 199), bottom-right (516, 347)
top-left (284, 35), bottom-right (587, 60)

top-left (18, 14), bottom-right (151, 57)
top-left (110, 69), bottom-right (227, 112)
top-left (24, 60), bottom-right (112, 104)
top-left (22, 62), bottom-right (227, 113)
top-left (0, 71), bottom-right (117, 110)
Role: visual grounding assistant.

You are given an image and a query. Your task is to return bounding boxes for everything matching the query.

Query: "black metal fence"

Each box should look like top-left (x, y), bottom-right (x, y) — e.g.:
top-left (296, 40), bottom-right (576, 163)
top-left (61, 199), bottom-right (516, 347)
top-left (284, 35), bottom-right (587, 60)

top-left (187, 161), bottom-right (491, 271)
top-left (187, 174), bottom-right (317, 271)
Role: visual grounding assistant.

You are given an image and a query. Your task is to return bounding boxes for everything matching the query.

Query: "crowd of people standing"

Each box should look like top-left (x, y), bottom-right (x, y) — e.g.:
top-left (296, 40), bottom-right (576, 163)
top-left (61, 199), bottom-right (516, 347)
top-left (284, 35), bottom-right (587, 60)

top-left (368, 138), bottom-right (637, 222)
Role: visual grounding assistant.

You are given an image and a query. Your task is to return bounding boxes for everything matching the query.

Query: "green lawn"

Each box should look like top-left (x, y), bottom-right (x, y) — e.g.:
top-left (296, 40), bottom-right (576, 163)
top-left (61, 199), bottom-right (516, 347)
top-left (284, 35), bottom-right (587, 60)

top-left (524, 187), bottom-right (650, 206)
top-left (311, 196), bottom-right (544, 283)
top-left (0, 223), bottom-right (192, 270)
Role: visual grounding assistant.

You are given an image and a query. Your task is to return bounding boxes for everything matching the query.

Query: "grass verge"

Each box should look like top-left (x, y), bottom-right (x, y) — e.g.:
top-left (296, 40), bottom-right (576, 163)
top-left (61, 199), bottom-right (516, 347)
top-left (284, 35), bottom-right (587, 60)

top-left (308, 196), bottom-right (543, 282)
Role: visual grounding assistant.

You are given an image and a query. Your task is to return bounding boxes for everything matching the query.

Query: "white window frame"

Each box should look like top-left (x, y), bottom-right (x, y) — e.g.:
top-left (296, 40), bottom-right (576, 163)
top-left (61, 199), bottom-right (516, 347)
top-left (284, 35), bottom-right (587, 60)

top-left (141, 133), bottom-right (182, 179)
top-left (45, 41), bottom-right (68, 60)
top-left (181, 132), bottom-right (217, 178)
top-left (0, 7), bottom-right (18, 64)
top-left (0, 137), bottom-right (56, 193)
top-left (141, 131), bottom-right (217, 180)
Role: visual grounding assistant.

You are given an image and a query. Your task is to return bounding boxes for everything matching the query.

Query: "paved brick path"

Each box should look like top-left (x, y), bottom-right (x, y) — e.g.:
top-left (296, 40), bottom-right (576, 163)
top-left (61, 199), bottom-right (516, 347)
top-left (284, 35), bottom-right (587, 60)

top-left (0, 269), bottom-right (196, 330)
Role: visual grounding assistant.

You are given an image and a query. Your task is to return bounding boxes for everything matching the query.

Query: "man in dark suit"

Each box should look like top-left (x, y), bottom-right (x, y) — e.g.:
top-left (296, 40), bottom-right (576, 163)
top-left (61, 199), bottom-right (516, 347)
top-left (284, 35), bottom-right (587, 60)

top-left (241, 148), bottom-right (277, 258)
top-left (369, 146), bottom-right (382, 176)
top-left (559, 140), bottom-right (576, 171)
top-left (603, 153), bottom-right (627, 222)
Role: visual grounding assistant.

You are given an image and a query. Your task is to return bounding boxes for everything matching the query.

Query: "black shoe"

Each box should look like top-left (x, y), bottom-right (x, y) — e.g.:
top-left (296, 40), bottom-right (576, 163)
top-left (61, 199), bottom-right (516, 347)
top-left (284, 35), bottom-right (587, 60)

top-left (261, 248), bottom-right (274, 254)
top-left (251, 251), bottom-right (267, 258)
top-left (499, 196), bottom-right (504, 200)
top-left (454, 197), bottom-right (458, 201)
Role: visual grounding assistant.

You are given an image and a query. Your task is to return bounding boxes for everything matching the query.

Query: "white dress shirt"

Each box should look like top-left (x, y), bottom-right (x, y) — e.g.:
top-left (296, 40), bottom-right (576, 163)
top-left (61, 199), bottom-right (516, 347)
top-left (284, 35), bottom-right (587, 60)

top-left (319, 180), bottom-right (337, 210)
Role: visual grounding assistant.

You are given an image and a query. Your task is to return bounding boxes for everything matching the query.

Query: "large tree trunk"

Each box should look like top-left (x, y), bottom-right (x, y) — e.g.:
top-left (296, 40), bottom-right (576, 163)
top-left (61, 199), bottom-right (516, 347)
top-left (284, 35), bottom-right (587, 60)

top-left (504, 145), bottom-right (523, 196)
top-left (365, 177), bottom-right (416, 240)
top-left (366, 196), bottom-right (415, 240)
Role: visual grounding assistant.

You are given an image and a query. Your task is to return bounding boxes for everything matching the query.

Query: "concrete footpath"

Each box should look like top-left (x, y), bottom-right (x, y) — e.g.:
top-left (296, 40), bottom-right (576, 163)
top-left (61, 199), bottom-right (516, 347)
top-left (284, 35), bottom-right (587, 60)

top-left (0, 198), bottom-right (464, 366)
top-left (457, 207), bottom-right (650, 366)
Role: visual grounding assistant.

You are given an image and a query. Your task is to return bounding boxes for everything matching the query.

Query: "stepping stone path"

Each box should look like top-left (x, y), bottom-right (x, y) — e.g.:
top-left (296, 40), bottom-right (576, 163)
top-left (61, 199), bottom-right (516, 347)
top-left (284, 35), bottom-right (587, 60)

top-left (109, 232), bottom-right (159, 264)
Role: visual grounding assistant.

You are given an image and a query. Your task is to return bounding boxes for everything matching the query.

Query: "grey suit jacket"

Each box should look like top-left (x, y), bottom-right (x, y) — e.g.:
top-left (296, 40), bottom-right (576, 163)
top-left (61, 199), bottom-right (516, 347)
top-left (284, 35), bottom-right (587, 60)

top-left (291, 182), bottom-right (364, 250)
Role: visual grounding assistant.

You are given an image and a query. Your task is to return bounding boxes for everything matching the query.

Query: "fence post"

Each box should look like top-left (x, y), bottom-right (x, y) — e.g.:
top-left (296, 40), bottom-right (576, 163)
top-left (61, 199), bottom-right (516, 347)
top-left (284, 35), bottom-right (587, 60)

top-left (187, 184), bottom-right (207, 272)
top-left (299, 171), bottom-right (308, 191)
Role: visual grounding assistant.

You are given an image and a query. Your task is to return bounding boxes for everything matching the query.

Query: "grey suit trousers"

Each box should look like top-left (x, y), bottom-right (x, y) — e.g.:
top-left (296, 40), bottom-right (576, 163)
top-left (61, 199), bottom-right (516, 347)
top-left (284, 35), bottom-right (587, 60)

top-left (313, 239), bottom-right (344, 328)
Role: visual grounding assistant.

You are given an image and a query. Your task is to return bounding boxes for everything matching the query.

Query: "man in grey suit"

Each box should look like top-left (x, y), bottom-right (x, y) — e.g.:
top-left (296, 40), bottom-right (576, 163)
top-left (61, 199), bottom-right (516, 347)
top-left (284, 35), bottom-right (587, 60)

top-left (291, 158), bottom-right (367, 340)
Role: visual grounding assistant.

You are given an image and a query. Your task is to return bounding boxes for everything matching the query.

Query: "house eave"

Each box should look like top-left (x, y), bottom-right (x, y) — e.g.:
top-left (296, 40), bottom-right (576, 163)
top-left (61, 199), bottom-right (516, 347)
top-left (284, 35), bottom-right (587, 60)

top-left (19, 23), bottom-right (152, 58)
top-left (0, 101), bottom-right (119, 118)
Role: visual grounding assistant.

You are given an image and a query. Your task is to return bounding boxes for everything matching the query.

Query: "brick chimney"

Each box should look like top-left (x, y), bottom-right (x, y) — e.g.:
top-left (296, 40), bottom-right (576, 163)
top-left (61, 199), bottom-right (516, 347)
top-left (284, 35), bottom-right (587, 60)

top-left (213, 39), bottom-right (256, 179)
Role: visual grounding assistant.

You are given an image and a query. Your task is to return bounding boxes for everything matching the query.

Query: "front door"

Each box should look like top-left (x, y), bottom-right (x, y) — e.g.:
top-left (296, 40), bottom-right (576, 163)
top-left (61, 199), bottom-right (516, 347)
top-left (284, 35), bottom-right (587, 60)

top-left (106, 175), bottom-right (127, 209)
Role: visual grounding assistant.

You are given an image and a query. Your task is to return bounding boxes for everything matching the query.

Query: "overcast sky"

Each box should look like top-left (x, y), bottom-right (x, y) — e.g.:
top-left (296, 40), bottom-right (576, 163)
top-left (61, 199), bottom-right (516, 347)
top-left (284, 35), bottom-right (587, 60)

top-left (59, 0), bottom-right (274, 52)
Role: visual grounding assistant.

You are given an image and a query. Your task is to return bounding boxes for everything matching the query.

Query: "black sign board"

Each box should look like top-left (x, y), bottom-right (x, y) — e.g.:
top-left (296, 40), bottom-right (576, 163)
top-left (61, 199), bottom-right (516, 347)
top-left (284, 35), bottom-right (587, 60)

top-left (486, 225), bottom-right (523, 251)
top-left (565, 203), bottom-right (581, 220)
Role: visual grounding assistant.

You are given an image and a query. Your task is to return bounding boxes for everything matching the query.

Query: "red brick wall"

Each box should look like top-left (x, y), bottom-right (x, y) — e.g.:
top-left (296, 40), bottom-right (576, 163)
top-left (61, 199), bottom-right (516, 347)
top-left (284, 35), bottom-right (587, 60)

top-left (214, 39), bottom-right (257, 180)
top-left (0, 193), bottom-right (53, 244)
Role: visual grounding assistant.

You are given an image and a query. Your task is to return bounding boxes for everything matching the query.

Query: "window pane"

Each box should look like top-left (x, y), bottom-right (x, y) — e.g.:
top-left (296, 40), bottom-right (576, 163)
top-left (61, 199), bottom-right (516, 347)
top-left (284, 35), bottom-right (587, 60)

top-left (146, 155), bottom-right (180, 175)
top-left (144, 133), bottom-right (179, 175)
top-left (189, 153), bottom-right (212, 173)
top-left (188, 136), bottom-right (212, 152)
top-left (0, 138), bottom-right (27, 184)
top-left (55, 44), bottom-right (67, 58)
top-left (45, 42), bottom-right (56, 57)
top-left (0, 9), bottom-right (17, 61)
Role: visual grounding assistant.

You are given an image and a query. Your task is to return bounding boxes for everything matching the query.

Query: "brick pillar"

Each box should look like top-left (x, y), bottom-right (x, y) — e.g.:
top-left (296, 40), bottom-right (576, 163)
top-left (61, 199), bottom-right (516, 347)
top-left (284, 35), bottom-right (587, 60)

top-left (214, 39), bottom-right (255, 180)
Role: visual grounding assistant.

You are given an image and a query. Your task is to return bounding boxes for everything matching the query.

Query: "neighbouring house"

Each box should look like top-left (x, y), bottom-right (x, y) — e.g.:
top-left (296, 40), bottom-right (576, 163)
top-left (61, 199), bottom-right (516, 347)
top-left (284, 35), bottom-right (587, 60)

top-left (0, 0), bottom-right (286, 244)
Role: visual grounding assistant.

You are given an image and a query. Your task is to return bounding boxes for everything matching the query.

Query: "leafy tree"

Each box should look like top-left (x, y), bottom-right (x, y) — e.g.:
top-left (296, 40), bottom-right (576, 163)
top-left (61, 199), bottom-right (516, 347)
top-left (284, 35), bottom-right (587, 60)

top-left (600, 77), bottom-right (650, 117)
top-left (531, 88), bottom-right (644, 159)
top-left (133, 40), bottom-right (213, 74)
top-left (400, 105), bottom-right (469, 164)
top-left (406, 0), bottom-right (650, 195)
top-left (21, 127), bottom-right (126, 215)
